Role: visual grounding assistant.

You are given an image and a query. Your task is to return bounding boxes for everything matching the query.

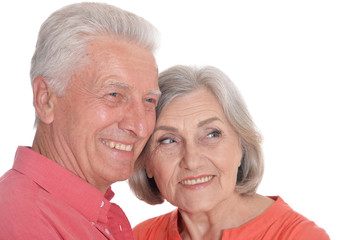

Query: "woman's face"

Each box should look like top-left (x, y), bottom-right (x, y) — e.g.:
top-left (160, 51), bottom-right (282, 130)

top-left (146, 88), bottom-right (243, 213)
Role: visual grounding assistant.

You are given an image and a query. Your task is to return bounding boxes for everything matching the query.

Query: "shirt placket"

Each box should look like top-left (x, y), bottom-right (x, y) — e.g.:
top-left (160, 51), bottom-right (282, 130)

top-left (93, 199), bottom-right (115, 240)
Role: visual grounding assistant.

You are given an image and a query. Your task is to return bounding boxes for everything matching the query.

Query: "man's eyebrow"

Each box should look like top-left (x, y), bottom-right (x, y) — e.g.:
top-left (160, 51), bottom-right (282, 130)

top-left (197, 117), bottom-right (221, 128)
top-left (149, 89), bottom-right (162, 97)
top-left (103, 81), bottom-right (131, 89)
top-left (102, 81), bottom-right (161, 96)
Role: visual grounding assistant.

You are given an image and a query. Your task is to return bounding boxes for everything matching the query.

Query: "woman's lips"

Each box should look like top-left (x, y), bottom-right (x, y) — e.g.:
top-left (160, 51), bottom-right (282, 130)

top-left (179, 175), bottom-right (215, 186)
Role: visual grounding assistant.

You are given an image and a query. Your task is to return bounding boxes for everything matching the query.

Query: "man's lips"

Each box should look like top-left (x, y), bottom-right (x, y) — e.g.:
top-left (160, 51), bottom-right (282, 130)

top-left (101, 139), bottom-right (133, 151)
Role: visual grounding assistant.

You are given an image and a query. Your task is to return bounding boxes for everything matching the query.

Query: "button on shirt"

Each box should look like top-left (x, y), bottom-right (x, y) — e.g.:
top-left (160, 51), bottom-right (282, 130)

top-left (0, 146), bottom-right (134, 240)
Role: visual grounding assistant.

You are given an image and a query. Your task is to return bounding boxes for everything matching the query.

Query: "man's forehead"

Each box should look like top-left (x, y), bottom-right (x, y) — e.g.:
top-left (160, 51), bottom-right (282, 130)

top-left (99, 78), bottom-right (160, 95)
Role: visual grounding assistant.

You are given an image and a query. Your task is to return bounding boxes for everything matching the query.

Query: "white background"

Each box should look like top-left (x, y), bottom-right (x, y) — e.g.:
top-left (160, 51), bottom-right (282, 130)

top-left (1, 1), bottom-right (360, 239)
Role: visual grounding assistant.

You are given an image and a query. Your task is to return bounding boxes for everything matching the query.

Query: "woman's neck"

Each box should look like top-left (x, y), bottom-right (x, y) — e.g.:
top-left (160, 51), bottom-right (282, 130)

top-left (177, 193), bottom-right (274, 240)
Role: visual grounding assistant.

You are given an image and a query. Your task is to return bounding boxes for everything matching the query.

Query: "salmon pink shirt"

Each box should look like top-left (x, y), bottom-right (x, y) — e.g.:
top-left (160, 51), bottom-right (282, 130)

top-left (133, 196), bottom-right (329, 240)
top-left (0, 146), bottom-right (133, 240)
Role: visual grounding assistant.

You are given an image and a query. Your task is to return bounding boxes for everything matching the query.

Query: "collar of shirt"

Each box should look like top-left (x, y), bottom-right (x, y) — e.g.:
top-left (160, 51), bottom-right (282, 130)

top-left (13, 146), bottom-right (113, 225)
top-left (170, 197), bottom-right (285, 239)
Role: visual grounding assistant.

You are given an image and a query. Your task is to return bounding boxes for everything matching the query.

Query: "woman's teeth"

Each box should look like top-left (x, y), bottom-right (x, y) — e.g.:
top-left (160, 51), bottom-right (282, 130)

top-left (180, 176), bottom-right (214, 185)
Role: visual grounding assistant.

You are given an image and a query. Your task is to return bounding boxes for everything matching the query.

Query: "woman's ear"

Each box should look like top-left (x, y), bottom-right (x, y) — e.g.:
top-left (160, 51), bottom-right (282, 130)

top-left (145, 165), bottom-right (154, 178)
top-left (239, 143), bottom-right (247, 167)
top-left (32, 76), bottom-right (57, 124)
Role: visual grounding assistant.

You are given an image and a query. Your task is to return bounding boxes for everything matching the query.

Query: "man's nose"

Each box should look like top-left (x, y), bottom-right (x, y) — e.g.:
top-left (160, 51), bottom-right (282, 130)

top-left (118, 100), bottom-right (153, 139)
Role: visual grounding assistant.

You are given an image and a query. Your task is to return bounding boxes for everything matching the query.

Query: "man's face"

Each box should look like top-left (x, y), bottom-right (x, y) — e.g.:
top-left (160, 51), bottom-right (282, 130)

top-left (53, 37), bottom-right (160, 192)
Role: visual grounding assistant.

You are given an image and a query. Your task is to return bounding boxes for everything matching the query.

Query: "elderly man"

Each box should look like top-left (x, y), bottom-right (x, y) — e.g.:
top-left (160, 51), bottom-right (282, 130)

top-left (0, 2), bottom-right (160, 239)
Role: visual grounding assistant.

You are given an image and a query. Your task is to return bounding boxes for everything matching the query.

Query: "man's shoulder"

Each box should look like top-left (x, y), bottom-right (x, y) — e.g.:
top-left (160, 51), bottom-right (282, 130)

top-left (0, 169), bottom-right (58, 238)
top-left (0, 169), bottom-right (42, 208)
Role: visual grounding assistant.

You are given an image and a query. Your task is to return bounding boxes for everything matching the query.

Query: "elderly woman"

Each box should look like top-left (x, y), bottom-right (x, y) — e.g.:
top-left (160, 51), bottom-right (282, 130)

top-left (129, 65), bottom-right (329, 239)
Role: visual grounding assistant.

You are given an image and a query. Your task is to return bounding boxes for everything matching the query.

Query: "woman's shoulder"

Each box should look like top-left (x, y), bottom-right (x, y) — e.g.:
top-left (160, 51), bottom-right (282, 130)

top-left (223, 196), bottom-right (329, 239)
top-left (272, 196), bottom-right (330, 239)
top-left (235, 196), bottom-right (329, 239)
top-left (133, 210), bottom-right (175, 231)
top-left (133, 209), bottom-right (181, 240)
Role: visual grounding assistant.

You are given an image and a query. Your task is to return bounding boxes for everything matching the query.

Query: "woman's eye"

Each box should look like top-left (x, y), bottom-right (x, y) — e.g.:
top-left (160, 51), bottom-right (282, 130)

top-left (159, 138), bottom-right (175, 144)
top-left (207, 130), bottom-right (221, 138)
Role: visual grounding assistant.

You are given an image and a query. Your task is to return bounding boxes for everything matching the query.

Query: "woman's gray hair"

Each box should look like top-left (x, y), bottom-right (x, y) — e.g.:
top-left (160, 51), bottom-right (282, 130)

top-left (31, 2), bottom-right (159, 125)
top-left (129, 65), bottom-right (264, 205)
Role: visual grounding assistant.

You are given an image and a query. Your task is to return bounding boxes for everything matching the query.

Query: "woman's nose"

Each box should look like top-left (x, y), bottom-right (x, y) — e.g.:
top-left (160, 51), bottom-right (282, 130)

top-left (179, 143), bottom-right (205, 170)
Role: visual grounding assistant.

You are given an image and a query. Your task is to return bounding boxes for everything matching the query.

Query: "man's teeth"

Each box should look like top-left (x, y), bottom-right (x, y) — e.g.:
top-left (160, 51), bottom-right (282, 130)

top-left (102, 140), bottom-right (133, 151)
top-left (180, 176), bottom-right (214, 185)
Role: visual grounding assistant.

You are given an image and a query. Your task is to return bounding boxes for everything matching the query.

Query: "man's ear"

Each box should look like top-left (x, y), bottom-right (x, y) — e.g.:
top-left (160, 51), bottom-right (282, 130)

top-left (32, 76), bottom-right (57, 124)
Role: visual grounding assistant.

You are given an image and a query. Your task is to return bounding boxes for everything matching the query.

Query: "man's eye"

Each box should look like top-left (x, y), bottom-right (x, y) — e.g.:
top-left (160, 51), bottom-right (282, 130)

top-left (108, 92), bottom-right (118, 97)
top-left (145, 98), bottom-right (157, 106)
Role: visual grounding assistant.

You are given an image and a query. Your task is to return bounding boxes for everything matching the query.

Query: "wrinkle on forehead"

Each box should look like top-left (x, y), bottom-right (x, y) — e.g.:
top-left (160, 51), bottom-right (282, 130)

top-left (84, 37), bottom-right (157, 76)
top-left (156, 89), bottom-right (226, 132)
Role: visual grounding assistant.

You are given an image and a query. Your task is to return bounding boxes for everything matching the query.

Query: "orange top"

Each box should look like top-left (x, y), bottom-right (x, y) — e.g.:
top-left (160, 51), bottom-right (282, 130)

top-left (133, 196), bottom-right (329, 240)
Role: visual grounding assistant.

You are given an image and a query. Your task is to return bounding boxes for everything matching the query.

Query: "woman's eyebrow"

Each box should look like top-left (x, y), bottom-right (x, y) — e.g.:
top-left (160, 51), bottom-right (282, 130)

top-left (154, 117), bottom-right (221, 133)
top-left (153, 125), bottom-right (178, 133)
top-left (197, 117), bottom-right (221, 128)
